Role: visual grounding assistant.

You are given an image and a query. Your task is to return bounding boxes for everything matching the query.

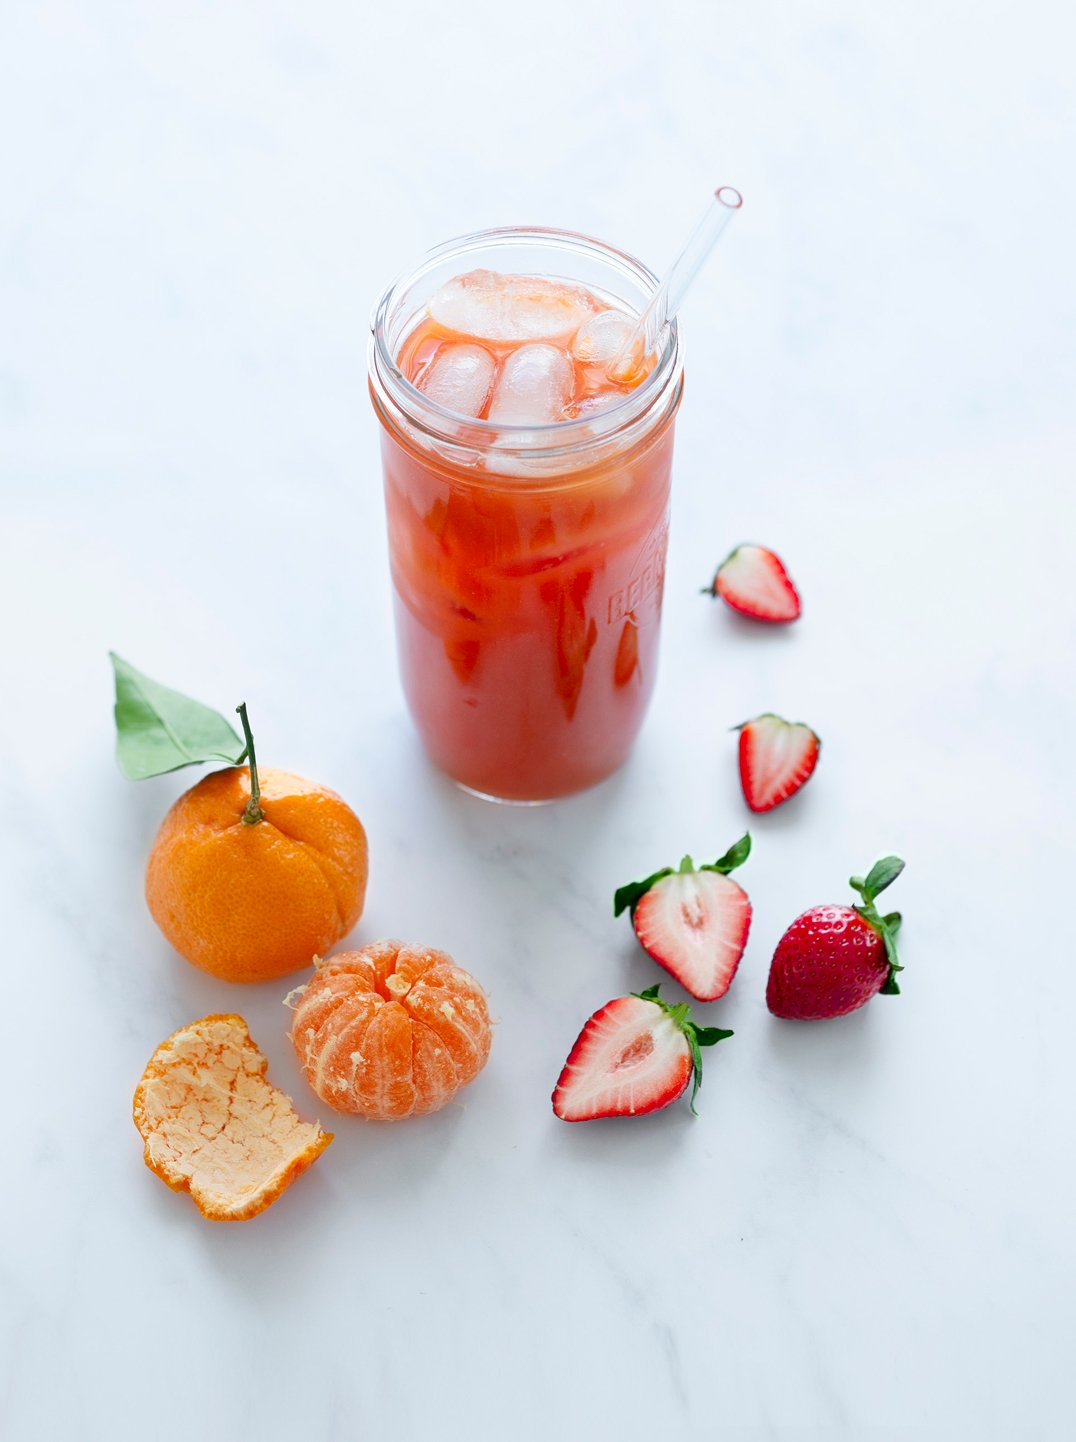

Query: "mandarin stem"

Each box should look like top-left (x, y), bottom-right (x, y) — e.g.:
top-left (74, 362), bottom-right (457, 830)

top-left (236, 703), bottom-right (263, 825)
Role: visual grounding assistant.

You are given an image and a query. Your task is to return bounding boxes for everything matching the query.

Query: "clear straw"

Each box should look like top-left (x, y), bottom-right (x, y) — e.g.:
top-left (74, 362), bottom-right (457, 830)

top-left (609, 185), bottom-right (743, 383)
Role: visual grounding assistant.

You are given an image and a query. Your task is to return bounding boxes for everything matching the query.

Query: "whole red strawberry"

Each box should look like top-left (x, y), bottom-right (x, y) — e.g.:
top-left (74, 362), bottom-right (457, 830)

top-left (766, 857), bottom-right (905, 1020)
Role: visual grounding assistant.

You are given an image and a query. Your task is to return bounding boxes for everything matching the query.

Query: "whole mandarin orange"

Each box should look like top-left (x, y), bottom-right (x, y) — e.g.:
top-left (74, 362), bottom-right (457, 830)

top-left (145, 766), bottom-right (368, 983)
top-left (287, 941), bottom-right (492, 1119)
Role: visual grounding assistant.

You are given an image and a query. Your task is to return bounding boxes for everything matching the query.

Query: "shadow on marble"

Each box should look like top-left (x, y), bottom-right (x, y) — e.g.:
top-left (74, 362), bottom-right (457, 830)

top-left (745, 794), bottom-right (822, 839)
top-left (540, 1099), bottom-right (697, 1172)
top-left (111, 765), bottom-right (190, 853)
top-left (705, 608), bottom-right (805, 650)
top-left (416, 741), bottom-right (636, 845)
top-left (175, 1104), bottom-right (475, 1286)
top-left (759, 1001), bottom-right (880, 1077)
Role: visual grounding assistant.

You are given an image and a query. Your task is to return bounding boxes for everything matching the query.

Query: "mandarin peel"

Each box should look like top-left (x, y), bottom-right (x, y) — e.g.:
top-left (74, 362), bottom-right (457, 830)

top-left (133, 1014), bottom-right (332, 1222)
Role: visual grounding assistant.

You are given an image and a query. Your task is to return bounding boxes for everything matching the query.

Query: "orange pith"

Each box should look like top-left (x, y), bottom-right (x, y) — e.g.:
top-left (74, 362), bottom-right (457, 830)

top-left (133, 1013), bottom-right (332, 1222)
top-left (145, 766), bottom-right (368, 983)
top-left (288, 941), bottom-right (493, 1120)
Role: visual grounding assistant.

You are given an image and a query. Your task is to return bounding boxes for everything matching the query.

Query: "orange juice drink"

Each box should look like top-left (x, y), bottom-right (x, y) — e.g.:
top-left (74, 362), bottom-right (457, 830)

top-left (369, 229), bottom-right (683, 802)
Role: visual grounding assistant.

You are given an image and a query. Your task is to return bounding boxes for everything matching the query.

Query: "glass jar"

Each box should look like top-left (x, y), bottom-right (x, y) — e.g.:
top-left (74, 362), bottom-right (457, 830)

top-left (369, 227), bottom-right (683, 802)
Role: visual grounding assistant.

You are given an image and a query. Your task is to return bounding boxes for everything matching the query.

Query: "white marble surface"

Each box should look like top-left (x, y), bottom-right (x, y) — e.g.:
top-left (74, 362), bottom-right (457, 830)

top-left (2, 2), bottom-right (1075, 1438)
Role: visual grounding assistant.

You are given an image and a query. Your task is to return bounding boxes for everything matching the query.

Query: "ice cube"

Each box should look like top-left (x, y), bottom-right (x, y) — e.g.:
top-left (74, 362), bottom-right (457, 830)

top-left (487, 344), bottom-right (573, 425)
top-left (570, 309), bottom-right (636, 365)
top-left (429, 270), bottom-right (594, 343)
top-left (416, 342), bottom-right (496, 417)
top-left (563, 391), bottom-right (626, 420)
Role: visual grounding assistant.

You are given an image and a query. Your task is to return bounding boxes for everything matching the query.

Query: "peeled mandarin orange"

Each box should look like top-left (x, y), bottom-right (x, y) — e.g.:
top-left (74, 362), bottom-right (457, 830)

top-left (145, 765), bottom-right (368, 983)
top-left (133, 1013), bottom-right (332, 1222)
top-left (287, 941), bottom-right (492, 1120)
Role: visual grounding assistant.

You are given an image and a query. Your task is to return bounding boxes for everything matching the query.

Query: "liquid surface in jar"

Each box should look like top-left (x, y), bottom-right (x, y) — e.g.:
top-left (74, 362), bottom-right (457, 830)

top-left (397, 269), bottom-right (653, 424)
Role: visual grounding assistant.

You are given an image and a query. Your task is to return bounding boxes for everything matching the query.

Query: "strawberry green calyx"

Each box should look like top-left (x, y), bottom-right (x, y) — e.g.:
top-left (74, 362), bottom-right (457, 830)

top-left (849, 855), bottom-right (905, 994)
top-left (614, 868), bottom-right (674, 918)
top-left (632, 984), bottom-right (734, 1113)
top-left (613, 834), bottom-right (751, 917)
top-left (700, 544), bottom-right (741, 595)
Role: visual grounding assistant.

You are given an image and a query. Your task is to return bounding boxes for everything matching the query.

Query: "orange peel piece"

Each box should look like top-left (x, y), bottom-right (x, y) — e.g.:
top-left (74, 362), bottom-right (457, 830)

top-left (133, 1013), bottom-right (332, 1222)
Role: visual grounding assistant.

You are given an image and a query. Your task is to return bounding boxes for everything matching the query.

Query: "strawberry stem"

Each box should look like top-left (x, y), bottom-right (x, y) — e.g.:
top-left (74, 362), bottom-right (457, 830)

top-left (615, 836), bottom-right (751, 916)
top-left (632, 985), bottom-right (733, 1114)
top-left (236, 703), bottom-right (263, 826)
top-left (849, 856), bottom-right (905, 992)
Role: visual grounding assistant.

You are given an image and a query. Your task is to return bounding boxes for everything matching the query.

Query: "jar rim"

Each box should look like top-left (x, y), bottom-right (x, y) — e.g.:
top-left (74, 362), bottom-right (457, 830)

top-left (369, 225), bottom-right (681, 456)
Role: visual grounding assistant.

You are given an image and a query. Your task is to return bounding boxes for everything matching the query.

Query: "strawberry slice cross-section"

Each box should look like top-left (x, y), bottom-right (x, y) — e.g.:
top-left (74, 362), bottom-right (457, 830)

top-left (614, 835), bottom-right (753, 1001)
top-left (737, 713), bottom-right (820, 813)
top-left (704, 544), bottom-right (801, 623)
top-left (552, 986), bottom-right (733, 1121)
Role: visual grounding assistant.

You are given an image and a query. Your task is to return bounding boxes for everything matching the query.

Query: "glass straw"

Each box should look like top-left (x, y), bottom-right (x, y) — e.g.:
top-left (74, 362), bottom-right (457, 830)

top-left (609, 185), bottom-right (743, 383)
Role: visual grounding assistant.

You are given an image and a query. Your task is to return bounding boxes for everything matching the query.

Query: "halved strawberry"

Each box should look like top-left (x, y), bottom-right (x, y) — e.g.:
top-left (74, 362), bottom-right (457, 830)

top-left (737, 713), bottom-right (820, 813)
top-left (552, 986), bottom-right (732, 1121)
top-left (704, 544), bottom-right (801, 622)
top-left (614, 835), bottom-right (752, 1001)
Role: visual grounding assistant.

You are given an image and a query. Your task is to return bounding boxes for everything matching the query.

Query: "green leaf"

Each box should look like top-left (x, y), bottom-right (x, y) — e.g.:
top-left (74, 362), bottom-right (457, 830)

top-left (686, 1032), bottom-right (705, 1113)
top-left (632, 984), bottom-right (663, 1003)
top-left (614, 867), bottom-right (674, 916)
top-left (617, 837), bottom-right (752, 915)
top-left (854, 889), bottom-right (905, 1000)
top-left (692, 1025), bottom-right (735, 1047)
top-left (684, 1023), bottom-right (734, 1112)
top-left (703, 833), bottom-right (751, 876)
top-left (879, 922), bottom-right (903, 977)
top-left (849, 860), bottom-right (907, 995)
top-left (666, 1002), bottom-right (692, 1030)
top-left (110, 653), bottom-right (245, 780)
top-left (863, 855), bottom-right (905, 899)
